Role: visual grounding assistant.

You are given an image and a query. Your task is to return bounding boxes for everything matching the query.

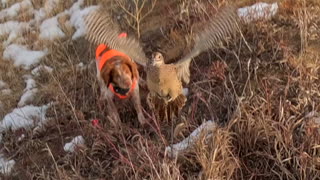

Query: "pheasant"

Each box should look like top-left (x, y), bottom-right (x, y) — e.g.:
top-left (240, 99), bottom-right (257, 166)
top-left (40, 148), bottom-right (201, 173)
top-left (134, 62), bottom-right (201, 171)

top-left (84, 4), bottom-right (240, 121)
top-left (145, 5), bottom-right (241, 120)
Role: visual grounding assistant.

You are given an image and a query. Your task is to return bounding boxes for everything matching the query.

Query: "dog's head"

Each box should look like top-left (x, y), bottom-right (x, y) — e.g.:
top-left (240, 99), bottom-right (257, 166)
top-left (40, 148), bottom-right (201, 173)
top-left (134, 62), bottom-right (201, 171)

top-left (100, 56), bottom-right (139, 95)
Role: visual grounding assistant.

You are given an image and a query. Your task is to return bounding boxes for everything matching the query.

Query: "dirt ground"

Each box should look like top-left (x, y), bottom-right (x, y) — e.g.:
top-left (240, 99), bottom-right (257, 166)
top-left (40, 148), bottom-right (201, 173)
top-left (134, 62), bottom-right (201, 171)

top-left (1, 0), bottom-right (320, 179)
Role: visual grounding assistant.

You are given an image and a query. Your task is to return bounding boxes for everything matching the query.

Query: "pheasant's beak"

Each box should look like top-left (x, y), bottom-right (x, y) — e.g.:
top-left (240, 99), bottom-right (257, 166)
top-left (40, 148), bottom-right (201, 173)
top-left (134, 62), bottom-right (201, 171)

top-left (152, 58), bottom-right (164, 66)
top-left (152, 60), bottom-right (161, 66)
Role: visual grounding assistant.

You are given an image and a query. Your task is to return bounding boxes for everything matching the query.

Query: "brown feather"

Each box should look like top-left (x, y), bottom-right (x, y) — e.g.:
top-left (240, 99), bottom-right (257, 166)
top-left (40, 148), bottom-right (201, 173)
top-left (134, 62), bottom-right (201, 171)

top-left (84, 8), bottom-right (148, 67)
top-left (174, 4), bottom-right (241, 84)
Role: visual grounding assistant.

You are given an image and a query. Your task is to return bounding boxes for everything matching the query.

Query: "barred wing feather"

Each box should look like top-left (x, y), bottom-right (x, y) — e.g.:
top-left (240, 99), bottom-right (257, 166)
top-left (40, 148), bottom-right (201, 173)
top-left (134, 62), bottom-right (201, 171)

top-left (174, 5), bottom-right (240, 84)
top-left (84, 8), bottom-right (148, 67)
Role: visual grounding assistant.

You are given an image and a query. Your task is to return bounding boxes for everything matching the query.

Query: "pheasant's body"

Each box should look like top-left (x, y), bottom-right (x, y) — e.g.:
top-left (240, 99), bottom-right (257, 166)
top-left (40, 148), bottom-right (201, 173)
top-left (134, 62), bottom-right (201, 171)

top-left (147, 63), bottom-right (182, 102)
top-left (146, 52), bottom-right (187, 121)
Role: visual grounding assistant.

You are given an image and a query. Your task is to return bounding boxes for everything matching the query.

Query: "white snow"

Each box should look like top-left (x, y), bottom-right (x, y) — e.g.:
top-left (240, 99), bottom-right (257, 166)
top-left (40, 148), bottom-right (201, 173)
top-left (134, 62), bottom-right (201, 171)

top-left (18, 88), bottom-right (38, 107)
top-left (0, 0), bottom-right (98, 46)
top-left (24, 76), bottom-right (36, 90)
top-left (69, 5), bottom-right (98, 39)
top-left (0, 104), bottom-right (51, 134)
top-left (182, 88), bottom-right (189, 96)
top-left (0, 21), bottom-right (29, 37)
top-left (76, 62), bottom-right (91, 71)
top-left (165, 120), bottom-right (216, 158)
top-left (64, 136), bottom-right (85, 152)
top-left (0, 80), bottom-right (7, 89)
top-left (237, 2), bottom-right (279, 23)
top-left (0, 0), bottom-right (32, 20)
top-left (18, 77), bottom-right (38, 106)
top-left (1, 0), bottom-right (8, 6)
top-left (18, 134), bottom-right (25, 142)
top-left (37, 0), bottom-right (98, 40)
top-left (34, 0), bottom-right (60, 22)
top-left (39, 16), bottom-right (66, 40)
top-left (68, 0), bottom-right (84, 13)
top-left (3, 44), bottom-right (48, 69)
top-left (0, 21), bottom-right (30, 47)
top-left (0, 154), bottom-right (15, 174)
top-left (31, 65), bottom-right (53, 76)
top-left (76, 62), bottom-right (84, 68)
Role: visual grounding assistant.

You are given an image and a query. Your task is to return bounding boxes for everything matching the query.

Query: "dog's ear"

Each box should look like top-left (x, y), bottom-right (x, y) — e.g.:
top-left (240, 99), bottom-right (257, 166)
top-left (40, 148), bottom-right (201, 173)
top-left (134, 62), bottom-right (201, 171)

top-left (124, 58), bottom-right (139, 80)
top-left (100, 63), bottom-right (114, 86)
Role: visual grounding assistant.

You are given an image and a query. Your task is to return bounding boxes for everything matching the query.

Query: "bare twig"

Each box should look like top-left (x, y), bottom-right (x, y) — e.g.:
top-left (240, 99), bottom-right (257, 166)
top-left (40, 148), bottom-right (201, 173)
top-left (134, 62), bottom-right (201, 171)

top-left (116, 0), bottom-right (157, 38)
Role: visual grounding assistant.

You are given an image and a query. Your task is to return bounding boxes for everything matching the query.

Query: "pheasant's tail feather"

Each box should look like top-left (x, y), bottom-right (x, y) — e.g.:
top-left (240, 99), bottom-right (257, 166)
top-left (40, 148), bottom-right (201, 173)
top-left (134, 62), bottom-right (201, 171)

top-left (148, 93), bottom-right (186, 122)
top-left (148, 94), bottom-right (168, 121)
top-left (169, 94), bottom-right (187, 117)
top-left (84, 8), bottom-right (148, 67)
top-left (175, 4), bottom-right (240, 84)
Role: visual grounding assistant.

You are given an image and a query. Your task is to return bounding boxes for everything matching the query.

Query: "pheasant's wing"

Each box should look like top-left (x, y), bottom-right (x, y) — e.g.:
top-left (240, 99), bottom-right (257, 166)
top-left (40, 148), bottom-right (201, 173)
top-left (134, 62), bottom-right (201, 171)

top-left (174, 4), bottom-right (240, 84)
top-left (84, 8), bottom-right (148, 67)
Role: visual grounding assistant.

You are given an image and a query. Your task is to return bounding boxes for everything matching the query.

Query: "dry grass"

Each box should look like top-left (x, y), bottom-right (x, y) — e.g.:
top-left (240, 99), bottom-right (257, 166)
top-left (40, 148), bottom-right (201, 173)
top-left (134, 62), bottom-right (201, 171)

top-left (0, 0), bottom-right (320, 179)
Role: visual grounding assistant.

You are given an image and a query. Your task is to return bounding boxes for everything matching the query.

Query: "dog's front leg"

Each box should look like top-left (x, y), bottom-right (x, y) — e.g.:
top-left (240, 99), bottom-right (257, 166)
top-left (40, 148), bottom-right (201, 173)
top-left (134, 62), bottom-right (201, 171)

top-left (104, 91), bottom-right (122, 127)
top-left (98, 81), bottom-right (121, 127)
top-left (132, 86), bottom-right (147, 126)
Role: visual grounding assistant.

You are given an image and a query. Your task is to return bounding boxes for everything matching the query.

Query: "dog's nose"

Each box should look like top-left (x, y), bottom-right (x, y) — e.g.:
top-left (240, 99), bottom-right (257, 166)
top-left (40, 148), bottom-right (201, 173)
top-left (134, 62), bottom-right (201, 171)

top-left (125, 80), bottom-right (131, 87)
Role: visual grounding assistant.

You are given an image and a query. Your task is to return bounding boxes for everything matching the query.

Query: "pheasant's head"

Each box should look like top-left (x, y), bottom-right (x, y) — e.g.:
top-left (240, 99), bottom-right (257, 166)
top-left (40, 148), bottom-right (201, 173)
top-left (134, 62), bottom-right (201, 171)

top-left (151, 52), bottom-right (164, 66)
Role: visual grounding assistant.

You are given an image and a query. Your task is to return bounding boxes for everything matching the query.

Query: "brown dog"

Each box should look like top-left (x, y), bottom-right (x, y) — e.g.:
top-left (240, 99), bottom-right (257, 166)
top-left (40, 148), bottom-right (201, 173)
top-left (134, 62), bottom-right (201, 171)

top-left (95, 43), bottom-right (146, 127)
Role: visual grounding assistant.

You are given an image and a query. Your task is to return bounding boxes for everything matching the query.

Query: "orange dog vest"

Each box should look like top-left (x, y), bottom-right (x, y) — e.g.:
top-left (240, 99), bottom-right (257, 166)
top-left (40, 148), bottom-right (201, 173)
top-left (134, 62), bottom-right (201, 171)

top-left (95, 33), bottom-right (137, 99)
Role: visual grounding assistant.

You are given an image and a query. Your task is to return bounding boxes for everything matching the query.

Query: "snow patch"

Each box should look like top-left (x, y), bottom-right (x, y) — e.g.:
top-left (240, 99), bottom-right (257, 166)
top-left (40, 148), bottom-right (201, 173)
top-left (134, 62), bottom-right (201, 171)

top-left (0, 154), bottom-right (15, 174)
top-left (18, 134), bottom-right (25, 142)
top-left (39, 16), bottom-right (66, 40)
top-left (64, 136), bottom-right (85, 152)
top-left (165, 120), bottom-right (216, 158)
top-left (18, 76), bottom-right (38, 107)
top-left (18, 89), bottom-right (38, 107)
top-left (237, 2), bottom-right (279, 23)
top-left (0, 21), bottom-right (30, 47)
top-left (1, 0), bottom-right (8, 6)
top-left (76, 62), bottom-right (90, 71)
top-left (182, 88), bottom-right (189, 96)
top-left (69, 5), bottom-right (98, 39)
top-left (0, 80), bottom-right (7, 89)
top-left (0, 21), bottom-right (29, 39)
top-left (34, 0), bottom-right (60, 22)
top-left (3, 44), bottom-right (48, 69)
top-left (68, 0), bottom-right (84, 13)
top-left (0, 0), bottom-right (32, 20)
top-left (0, 104), bottom-right (51, 134)
top-left (31, 65), bottom-right (53, 76)
top-left (24, 76), bottom-right (36, 90)
top-left (76, 62), bottom-right (84, 69)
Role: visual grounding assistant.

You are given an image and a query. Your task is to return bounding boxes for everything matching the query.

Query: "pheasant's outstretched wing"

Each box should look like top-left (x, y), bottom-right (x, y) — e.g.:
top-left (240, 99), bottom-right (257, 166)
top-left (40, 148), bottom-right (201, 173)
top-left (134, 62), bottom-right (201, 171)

top-left (84, 8), bottom-right (148, 67)
top-left (174, 5), bottom-right (240, 84)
